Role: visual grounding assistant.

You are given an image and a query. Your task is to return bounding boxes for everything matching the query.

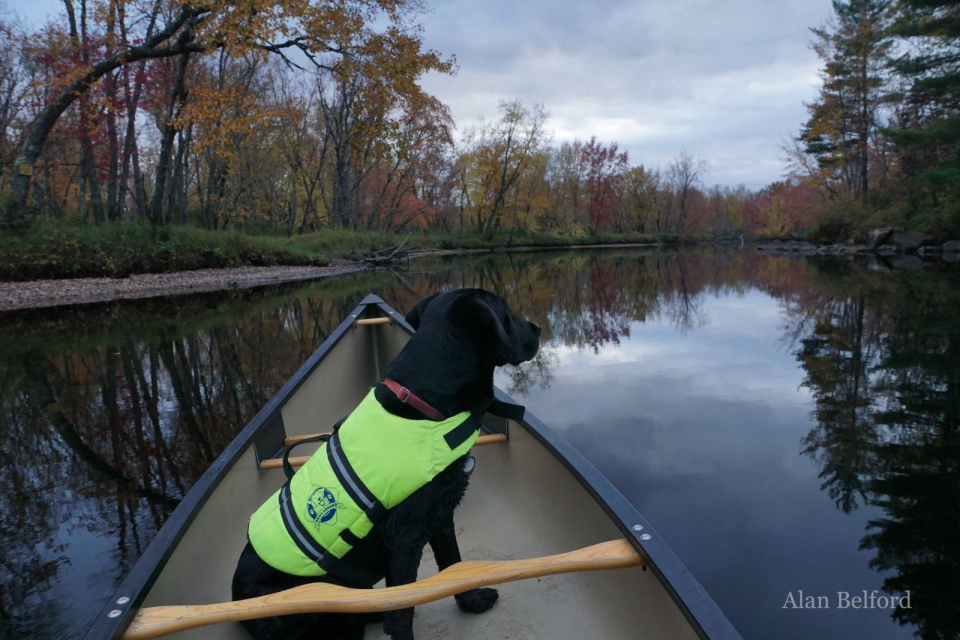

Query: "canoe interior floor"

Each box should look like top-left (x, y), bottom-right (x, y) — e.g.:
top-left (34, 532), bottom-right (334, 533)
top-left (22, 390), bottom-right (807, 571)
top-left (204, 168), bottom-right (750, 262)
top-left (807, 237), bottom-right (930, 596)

top-left (360, 424), bottom-right (697, 640)
top-left (137, 321), bottom-right (698, 640)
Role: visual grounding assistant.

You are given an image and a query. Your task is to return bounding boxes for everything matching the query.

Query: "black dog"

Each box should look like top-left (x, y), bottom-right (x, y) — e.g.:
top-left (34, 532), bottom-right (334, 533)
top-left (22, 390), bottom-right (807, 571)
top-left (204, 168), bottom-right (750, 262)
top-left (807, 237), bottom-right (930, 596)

top-left (232, 289), bottom-right (541, 640)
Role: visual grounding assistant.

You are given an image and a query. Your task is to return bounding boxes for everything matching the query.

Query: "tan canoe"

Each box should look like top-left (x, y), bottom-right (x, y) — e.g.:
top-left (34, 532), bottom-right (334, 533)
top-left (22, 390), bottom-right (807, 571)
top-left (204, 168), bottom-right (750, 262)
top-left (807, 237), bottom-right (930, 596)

top-left (88, 294), bottom-right (741, 640)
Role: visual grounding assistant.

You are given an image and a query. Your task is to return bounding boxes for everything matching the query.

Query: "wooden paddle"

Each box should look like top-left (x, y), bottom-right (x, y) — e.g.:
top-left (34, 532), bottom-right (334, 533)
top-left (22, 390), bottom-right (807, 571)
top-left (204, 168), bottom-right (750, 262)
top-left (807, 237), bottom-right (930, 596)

top-left (260, 433), bottom-right (508, 470)
top-left (122, 539), bottom-right (643, 639)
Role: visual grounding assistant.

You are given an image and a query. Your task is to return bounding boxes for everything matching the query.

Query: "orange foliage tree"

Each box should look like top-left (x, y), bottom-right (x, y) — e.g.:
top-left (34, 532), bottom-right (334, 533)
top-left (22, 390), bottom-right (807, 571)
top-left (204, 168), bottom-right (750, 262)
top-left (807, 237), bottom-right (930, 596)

top-left (3, 0), bottom-right (453, 226)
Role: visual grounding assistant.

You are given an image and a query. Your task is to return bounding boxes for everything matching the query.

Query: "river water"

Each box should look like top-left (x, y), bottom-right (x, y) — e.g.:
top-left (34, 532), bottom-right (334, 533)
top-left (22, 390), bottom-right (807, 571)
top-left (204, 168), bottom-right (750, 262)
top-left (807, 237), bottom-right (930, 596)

top-left (1, 248), bottom-right (957, 639)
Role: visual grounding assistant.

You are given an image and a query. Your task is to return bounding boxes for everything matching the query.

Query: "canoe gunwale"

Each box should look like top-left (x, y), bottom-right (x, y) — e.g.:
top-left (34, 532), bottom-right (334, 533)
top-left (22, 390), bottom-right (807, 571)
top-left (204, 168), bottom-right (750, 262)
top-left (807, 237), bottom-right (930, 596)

top-left (509, 402), bottom-right (740, 640)
top-left (88, 293), bottom-right (741, 640)
top-left (86, 295), bottom-right (385, 640)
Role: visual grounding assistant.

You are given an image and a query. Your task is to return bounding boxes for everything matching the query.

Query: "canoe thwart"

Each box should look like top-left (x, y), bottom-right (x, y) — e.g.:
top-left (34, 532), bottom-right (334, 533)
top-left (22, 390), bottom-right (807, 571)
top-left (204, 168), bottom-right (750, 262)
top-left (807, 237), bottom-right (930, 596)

top-left (283, 431), bottom-right (332, 446)
top-left (262, 433), bottom-right (508, 470)
top-left (355, 317), bottom-right (392, 326)
top-left (283, 431), bottom-right (507, 447)
top-left (122, 539), bottom-right (643, 640)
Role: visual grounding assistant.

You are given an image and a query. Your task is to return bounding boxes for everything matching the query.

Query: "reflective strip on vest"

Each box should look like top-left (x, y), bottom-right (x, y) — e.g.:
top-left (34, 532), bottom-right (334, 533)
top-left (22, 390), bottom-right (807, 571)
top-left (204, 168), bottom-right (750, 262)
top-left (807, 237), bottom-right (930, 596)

top-left (248, 389), bottom-right (481, 579)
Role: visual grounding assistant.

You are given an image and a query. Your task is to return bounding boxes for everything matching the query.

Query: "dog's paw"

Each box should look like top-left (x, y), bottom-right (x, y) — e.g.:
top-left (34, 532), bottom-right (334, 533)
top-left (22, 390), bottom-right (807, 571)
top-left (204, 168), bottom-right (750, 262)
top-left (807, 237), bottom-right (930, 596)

top-left (455, 587), bottom-right (499, 614)
top-left (382, 613), bottom-right (415, 640)
top-left (382, 621), bottom-right (415, 640)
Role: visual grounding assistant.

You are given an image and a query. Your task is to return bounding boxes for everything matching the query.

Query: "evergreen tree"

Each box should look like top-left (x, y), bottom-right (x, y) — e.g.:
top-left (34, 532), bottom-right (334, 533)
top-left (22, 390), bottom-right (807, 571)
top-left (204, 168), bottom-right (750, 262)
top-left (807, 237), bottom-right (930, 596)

top-left (802, 0), bottom-right (892, 203)
top-left (885, 0), bottom-right (960, 209)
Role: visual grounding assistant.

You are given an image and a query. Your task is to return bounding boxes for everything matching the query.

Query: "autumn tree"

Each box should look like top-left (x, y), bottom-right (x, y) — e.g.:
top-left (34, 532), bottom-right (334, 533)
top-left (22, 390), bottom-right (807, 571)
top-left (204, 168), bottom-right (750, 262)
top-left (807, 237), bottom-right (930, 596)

top-left (665, 150), bottom-right (709, 233)
top-left (611, 165), bottom-right (661, 233)
top-left (459, 100), bottom-right (549, 237)
top-left (265, 61), bottom-right (325, 234)
top-left (2, 0), bottom-right (453, 226)
top-left (362, 94), bottom-right (456, 231)
top-left (183, 52), bottom-right (270, 229)
top-left (0, 13), bottom-right (28, 192)
top-left (581, 137), bottom-right (628, 235)
top-left (704, 184), bottom-right (748, 237)
top-left (320, 67), bottom-right (383, 229)
top-left (545, 140), bottom-right (586, 229)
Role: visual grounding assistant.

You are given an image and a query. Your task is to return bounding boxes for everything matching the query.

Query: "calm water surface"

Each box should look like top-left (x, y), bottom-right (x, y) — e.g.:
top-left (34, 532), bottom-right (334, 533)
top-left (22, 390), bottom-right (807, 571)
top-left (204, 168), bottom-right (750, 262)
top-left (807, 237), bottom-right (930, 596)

top-left (1, 248), bottom-right (958, 639)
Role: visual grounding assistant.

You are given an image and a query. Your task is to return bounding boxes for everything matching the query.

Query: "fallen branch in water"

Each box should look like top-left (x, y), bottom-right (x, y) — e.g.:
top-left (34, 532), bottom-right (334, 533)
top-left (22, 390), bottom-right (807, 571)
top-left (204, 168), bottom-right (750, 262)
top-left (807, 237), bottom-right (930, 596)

top-left (362, 232), bottom-right (413, 265)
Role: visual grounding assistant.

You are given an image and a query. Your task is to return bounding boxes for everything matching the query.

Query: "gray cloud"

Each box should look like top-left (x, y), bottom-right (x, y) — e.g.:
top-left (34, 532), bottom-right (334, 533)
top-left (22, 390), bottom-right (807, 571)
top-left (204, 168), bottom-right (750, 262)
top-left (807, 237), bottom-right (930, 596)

top-left (419, 0), bottom-right (834, 188)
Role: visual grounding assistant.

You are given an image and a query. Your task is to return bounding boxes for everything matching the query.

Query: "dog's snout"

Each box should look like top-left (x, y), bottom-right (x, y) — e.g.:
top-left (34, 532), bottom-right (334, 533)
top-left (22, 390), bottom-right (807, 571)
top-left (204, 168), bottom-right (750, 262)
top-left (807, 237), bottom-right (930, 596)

top-left (530, 321), bottom-right (541, 336)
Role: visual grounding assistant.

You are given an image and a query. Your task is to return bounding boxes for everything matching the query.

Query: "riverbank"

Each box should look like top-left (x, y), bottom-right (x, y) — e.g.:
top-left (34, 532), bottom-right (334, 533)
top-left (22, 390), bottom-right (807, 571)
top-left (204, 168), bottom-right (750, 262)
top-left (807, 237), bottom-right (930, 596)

top-left (6, 236), bottom-right (960, 312)
top-left (0, 241), bottom-right (674, 312)
top-left (0, 263), bottom-right (369, 312)
top-left (0, 221), bottom-right (678, 282)
top-left (757, 231), bottom-right (960, 263)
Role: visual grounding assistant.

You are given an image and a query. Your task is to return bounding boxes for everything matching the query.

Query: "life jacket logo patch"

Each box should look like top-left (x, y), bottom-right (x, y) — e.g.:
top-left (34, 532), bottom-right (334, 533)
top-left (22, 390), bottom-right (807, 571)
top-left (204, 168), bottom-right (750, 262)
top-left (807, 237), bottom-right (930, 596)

top-left (305, 486), bottom-right (345, 529)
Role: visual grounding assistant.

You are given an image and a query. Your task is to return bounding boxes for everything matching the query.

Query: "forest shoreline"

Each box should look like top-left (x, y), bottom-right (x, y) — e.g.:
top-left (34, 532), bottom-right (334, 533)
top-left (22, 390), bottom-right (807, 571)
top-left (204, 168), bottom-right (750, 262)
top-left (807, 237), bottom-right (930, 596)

top-left (0, 240), bottom-right (670, 312)
top-left (6, 230), bottom-right (958, 312)
top-left (0, 222), bottom-right (683, 282)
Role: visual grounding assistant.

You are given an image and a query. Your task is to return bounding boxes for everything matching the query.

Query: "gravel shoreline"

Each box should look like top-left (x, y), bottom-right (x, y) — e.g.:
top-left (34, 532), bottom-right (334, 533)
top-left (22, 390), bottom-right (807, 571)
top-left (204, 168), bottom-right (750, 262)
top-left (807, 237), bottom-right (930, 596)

top-left (0, 262), bottom-right (368, 312)
top-left (0, 241), bottom-right (674, 313)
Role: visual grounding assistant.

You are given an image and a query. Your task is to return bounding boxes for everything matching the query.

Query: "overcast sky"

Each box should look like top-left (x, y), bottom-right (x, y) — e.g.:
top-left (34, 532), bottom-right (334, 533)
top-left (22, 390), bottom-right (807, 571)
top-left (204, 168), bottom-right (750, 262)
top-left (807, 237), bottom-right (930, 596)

top-left (11, 0), bottom-right (833, 189)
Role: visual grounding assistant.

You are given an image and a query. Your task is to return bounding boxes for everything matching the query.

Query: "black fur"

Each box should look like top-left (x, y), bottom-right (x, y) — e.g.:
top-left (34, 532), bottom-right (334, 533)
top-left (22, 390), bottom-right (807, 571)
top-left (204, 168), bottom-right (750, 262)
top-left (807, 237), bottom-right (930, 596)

top-left (232, 289), bottom-right (541, 640)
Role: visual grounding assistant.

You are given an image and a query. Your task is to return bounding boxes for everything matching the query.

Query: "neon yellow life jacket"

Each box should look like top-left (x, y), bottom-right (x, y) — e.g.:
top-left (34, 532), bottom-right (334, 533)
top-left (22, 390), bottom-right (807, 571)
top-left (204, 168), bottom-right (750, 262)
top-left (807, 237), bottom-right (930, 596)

top-left (248, 389), bottom-right (481, 582)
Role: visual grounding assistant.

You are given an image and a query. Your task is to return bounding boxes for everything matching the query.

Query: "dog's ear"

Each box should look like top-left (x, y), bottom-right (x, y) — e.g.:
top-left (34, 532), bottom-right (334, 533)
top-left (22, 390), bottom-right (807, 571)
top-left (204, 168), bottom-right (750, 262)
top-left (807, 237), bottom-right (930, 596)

top-left (472, 299), bottom-right (520, 366)
top-left (405, 293), bottom-right (440, 331)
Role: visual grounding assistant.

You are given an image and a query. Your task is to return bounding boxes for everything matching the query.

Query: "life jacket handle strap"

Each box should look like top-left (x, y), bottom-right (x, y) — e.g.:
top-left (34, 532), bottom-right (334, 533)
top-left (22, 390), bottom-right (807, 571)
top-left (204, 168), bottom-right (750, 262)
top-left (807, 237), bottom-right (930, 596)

top-left (280, 415), bottom-right (348, 480)
top-left (281, 434), bottom-right (330, 481)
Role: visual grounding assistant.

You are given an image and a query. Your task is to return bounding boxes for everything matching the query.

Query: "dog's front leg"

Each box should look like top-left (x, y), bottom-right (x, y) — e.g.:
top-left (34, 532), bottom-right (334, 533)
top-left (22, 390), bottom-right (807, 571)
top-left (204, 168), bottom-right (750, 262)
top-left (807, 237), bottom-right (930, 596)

top-left (429, 516), bottom-right (499, 614)
top-left (382, 544), bottom-right (424, 640)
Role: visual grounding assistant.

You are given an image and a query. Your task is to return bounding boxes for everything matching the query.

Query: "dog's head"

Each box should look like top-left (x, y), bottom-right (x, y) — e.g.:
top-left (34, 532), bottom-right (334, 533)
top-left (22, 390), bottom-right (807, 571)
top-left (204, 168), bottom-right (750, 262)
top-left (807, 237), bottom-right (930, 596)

top-left (405, 289), bottom-right (540, 367)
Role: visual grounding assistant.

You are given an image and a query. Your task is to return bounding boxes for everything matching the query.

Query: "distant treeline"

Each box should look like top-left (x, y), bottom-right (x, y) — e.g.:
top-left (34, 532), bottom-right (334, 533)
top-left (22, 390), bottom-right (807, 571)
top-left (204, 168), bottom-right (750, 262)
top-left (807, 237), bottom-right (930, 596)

top-left (0, 0), bottom-right (956, 242)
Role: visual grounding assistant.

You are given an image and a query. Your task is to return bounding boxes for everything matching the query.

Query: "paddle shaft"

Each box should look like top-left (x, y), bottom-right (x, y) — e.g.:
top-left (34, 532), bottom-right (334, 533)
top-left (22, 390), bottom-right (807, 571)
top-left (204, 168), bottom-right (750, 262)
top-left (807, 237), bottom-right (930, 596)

top-left (123, 539), bottom-right (642, 639)
top-left (260, 433), bottom-right (508, 470)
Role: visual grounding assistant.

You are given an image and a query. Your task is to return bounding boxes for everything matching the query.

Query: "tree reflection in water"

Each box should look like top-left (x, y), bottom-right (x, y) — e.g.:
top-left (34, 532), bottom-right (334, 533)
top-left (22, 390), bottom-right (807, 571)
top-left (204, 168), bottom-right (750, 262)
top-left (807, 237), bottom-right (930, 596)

top-left (0, 249), bottom-right (957, 639)
top-left (787, 261), bottom-right (960, 640)
top-left (0, 286), bottom-right (365, 637)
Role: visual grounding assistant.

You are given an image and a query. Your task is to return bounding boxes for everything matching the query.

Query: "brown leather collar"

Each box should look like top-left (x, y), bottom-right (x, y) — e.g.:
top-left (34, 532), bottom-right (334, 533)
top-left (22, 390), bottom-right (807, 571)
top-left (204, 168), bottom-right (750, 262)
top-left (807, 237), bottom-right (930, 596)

top-left (381, 378), bottom-right (446, 421)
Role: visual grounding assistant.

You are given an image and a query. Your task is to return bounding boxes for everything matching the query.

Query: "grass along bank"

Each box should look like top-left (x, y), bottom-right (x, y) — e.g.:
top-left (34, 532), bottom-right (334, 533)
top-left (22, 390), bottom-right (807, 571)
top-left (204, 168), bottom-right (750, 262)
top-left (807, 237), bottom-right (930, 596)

top-left (280, 227), bottom-right (676, 254)
top-left (0, 222), bottom-right (680, 281)
top-left (0, 222), bottom-right (329, 281)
